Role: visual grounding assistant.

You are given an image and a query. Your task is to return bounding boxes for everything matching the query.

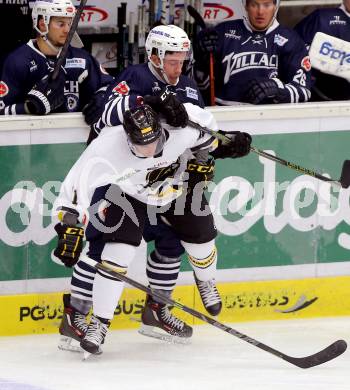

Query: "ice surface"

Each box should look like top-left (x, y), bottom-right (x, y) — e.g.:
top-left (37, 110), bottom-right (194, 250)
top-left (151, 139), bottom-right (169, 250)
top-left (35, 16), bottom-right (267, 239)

top-left (0, 317), bottom-right (349, 390)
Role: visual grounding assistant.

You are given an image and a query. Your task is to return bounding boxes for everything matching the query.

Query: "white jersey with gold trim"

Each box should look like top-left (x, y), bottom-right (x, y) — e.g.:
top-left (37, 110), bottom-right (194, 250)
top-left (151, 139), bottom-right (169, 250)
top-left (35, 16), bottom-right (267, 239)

top-left (57, 103), bottom-right (218, 214)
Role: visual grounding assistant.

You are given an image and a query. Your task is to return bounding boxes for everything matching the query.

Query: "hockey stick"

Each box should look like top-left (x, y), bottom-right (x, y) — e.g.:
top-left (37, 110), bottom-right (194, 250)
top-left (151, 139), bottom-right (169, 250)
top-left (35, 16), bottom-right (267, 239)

top-left (187, 4), bottom-right (215, 106)
top-left (94, 261), bottom-right (347, 369)
top-left (51, 0), bottom-right (88, 80)
top-left (128, 11), bottom-right (135, 66)
top-left (187, 119), bottom-right (350, 189)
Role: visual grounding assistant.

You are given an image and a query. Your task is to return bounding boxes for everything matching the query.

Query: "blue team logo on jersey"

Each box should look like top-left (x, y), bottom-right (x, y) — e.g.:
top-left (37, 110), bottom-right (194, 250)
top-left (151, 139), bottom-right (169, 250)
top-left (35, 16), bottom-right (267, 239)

top-left (274, 34), bottom-right (289, 47)
top-left (65, 94), bottom-right (79, 111)
top-left (185, 87), bottom-right (198, 100)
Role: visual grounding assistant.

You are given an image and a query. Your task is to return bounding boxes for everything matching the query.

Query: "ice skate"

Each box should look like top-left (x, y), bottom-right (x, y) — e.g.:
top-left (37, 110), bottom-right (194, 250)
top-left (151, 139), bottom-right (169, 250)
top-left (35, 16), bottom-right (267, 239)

top-left (58, 294), bottom-right (89, 353)
top-left (139, 295), bottom-right (192, 344)
top-left (194, 273), bottom-right (222, 316)
top-left (80, 315), bottom-right (110, 359)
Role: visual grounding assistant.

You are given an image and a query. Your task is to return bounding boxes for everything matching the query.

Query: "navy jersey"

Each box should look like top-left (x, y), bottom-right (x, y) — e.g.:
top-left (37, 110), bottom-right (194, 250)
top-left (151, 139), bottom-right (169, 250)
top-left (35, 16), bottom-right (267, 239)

top-left (195, 19), bottom-right (312, 105)
top-left (96, 62), bottom-right (204, 129)
top-left (0, 40), bottom-right (114, 115)
top-left (295, 6), bottom-right (350, 100)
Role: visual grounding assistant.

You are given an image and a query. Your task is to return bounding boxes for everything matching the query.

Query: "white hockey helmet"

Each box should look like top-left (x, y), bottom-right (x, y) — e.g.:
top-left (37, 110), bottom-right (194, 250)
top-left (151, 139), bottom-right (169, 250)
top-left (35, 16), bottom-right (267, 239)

top-left (242, 0), bottom-right (280, 30)
top-left (32, 0), bottom-right (76, 36)
top-left (145, 24), bottom-right (191, 67)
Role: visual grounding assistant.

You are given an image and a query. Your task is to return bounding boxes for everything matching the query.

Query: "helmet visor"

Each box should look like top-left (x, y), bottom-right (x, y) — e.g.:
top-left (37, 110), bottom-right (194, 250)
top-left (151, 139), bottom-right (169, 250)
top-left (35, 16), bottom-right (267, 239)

top-left (129, 129), bottom-right (166, 158)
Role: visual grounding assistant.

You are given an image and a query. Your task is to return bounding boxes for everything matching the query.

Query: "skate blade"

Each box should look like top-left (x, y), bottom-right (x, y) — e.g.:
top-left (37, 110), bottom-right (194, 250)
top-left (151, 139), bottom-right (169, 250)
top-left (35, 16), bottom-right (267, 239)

top-left (138, 325), bottom-right (191, 345)
top-left (83, 351), bottom-right (91, 361)
top-left (59, 336), bottom-right (103, 355)
top-left (58, 336), bottom-right (82, 353)
top-left (81, 346), bottom-right (104, 360)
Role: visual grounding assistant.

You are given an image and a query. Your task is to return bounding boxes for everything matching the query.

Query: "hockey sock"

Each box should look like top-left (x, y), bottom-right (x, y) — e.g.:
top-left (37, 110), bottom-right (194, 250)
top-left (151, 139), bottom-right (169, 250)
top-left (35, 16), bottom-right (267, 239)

top-left (70, 257), bottom-right (97, 313)
top-left (92, 243), bottom-right (135, 319)
top-left (182, 240), bottom-right (217, 281)
top-left (146, 250), bottom-right (181, 302)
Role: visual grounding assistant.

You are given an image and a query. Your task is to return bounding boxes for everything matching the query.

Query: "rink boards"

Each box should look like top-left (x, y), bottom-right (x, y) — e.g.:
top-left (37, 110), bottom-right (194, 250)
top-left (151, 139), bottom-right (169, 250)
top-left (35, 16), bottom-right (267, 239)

top-left (1, 102), bottom-right (350, 336)
top-left (1, 275), bottom-right (350, 336)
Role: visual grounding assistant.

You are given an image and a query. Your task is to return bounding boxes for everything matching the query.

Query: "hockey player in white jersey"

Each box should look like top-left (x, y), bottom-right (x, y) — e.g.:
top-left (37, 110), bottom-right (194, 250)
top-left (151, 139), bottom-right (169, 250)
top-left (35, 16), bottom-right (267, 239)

top-left (54, 103), bottom-right (251, 357)
top-left (77, 24), bottom-right (223, 342)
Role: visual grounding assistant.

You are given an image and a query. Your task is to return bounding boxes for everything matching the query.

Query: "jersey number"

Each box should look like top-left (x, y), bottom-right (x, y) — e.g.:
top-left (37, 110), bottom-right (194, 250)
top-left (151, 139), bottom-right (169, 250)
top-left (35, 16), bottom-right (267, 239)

top-left (293, 69), bottom-right (306, 87)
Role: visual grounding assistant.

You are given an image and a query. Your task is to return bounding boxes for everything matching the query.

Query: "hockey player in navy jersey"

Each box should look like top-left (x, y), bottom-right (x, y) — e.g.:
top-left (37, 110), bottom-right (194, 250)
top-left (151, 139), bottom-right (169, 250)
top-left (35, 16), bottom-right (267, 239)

top-left (86, 24), bottom-right (205, 138)
top-left (54, 103), bottom-right (251, 357)
top-left (295, 0), bottom-right (350, 101)
top-left (194, 0), bottom-right (312, 105)
top-left (0, 0), bottom-right (113, 116)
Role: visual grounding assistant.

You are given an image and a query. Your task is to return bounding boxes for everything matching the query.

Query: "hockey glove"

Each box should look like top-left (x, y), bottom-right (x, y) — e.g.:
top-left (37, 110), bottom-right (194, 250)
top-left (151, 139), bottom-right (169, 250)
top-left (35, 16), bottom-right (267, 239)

top-left (143, 88), bottom-right (188, 128)
top-left (245, 78), bottom-right (290, 104)
top-left (186, 157), bottom-right (215, 191)
top-left (54, 209), bottom-right (84, 268)
top-left (82, 86), bottom-right (107, 126)
top-left (211, 131), bottom-right (252, 159)
top-left (25, 69), bottom-right (66, 115)
top-left (197, 28), bottom-right (219, 54)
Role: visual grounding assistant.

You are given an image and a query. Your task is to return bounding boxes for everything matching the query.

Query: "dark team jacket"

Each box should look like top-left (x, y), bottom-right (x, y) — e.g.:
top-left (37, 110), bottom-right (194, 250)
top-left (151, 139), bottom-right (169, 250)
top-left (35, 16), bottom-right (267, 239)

top-left (295, 6), bottom-right (350, 100)
top-left (195, 19), bottom-right (312, 105)
top-left (96, 62), bottom-right (204, 129)
top-left (0, 2), bottom-right (32, 74)
top-left (0, 40), bottom-right (114, 115)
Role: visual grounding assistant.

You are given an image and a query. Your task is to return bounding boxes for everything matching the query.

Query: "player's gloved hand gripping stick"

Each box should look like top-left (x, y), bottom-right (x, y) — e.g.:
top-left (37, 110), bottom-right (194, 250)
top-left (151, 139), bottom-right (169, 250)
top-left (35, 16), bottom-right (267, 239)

top-left (187, 119), bottom-right (350, 189)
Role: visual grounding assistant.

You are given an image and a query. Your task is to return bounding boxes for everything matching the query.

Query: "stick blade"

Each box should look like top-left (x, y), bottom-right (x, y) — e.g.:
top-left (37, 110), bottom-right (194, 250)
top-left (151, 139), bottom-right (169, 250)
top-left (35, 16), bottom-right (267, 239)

top-left (187, 5), bottom-right (206, 29)
top-left (340, 160), bottom-right (350, 188)
top-left (284, 339), bottom-right (347, 369)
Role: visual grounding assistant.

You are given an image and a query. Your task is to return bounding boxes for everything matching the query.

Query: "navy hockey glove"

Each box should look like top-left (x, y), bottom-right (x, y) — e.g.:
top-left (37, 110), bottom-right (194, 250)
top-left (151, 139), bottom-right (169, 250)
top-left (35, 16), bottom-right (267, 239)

top-left (54, 223), bottom-right (84, 267)
top-left (211, 131), bottom-right (252, 159)
top-left (82, 86), bottom-right (107, 126)
top-left (25, 69), bottom-right (66, 115)
top-left (143, 88), bottom-right (188, 128)
top-left (197, 28), bottom-right (219, 53)
top-left (186, 157), bottom-right (215, 191)
top-left (245, 78), bottom-right (290, 104)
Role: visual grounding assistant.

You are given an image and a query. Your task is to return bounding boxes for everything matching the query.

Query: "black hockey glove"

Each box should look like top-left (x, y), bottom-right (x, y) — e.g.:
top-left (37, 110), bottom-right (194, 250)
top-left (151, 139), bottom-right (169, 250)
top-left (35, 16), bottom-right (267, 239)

top-left (245, 78), bottom-right (290, 104)
top-left (143, 88), bottom-right (188, 128)
top-left (197, 27), bottom-right (219, 54)
top-left (54, 208), bottom-right (84, 267)
top-left (82, 86), bottom-right (107, 126)
top-left (211, 131), bottom-right (252, 159)
top-left (25, 69), bottom-right (66, 115)
top-left (186, 157), bottom-right (215, 191)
